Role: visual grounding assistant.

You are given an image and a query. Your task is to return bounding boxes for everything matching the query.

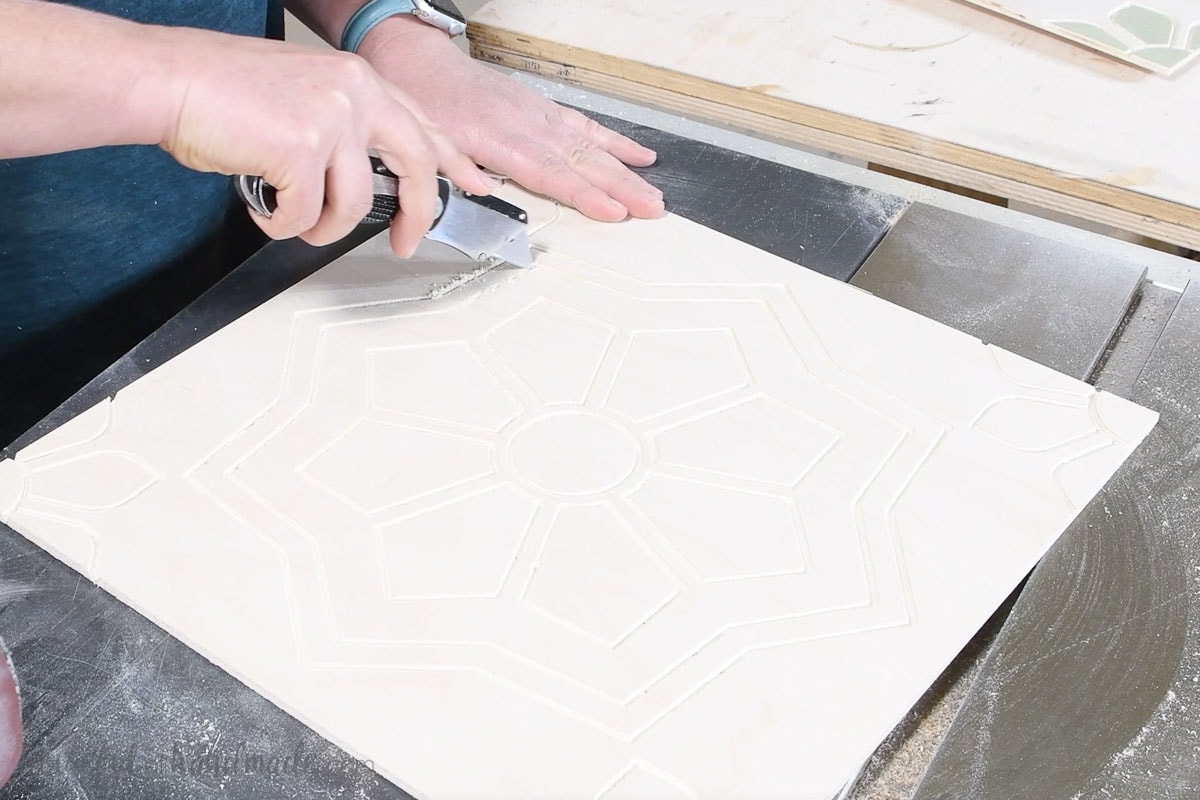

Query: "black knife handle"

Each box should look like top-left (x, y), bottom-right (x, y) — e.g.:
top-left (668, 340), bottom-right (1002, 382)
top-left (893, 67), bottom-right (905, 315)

top-left (234, 157), bottom-right (450, 228)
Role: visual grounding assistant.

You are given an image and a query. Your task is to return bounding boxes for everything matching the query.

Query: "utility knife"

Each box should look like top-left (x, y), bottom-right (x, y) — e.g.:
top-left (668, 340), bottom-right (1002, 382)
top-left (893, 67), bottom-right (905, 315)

top-left (234, 156), bottom-right (535, 269)
top-left (3, 162), bottom-right (535, 457)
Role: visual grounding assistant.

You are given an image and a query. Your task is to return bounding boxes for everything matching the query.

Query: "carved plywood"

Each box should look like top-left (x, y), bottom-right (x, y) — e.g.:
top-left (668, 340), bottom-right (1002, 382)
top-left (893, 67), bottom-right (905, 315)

top-left (961, 1), bottom-right (1200, 74)
top-left (0, 190), bottom-right (1156, 799)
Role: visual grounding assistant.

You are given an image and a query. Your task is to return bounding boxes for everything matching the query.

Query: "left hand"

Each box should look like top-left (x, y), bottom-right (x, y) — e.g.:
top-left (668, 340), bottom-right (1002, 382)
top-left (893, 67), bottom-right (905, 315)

top-left (357, 18), bottom-right (665, 222)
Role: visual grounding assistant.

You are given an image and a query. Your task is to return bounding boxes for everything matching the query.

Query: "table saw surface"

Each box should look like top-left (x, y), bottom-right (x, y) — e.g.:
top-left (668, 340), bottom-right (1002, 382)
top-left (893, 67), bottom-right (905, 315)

top-left (0, 79), bottom-right (1197, 800)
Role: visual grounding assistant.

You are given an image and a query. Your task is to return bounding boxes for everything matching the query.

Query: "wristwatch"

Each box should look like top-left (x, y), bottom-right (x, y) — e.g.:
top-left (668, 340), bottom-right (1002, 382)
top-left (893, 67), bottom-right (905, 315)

top-left (340, 0), bottom-right (466, 53)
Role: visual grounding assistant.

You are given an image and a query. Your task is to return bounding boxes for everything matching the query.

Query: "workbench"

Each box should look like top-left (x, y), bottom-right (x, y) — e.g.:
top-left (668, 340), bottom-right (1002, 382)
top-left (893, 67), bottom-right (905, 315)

top-left (0, 77), bottom-right (1197, 800)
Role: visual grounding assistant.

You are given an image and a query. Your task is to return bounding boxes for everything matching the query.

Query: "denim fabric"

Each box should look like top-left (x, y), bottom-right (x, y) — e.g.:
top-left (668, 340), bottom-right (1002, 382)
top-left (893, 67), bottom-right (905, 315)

top-left (0, 0), bottom-right (278, 445)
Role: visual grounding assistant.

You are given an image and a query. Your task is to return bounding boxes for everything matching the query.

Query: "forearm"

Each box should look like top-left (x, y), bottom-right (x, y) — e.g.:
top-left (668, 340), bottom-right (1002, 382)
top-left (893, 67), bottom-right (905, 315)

top-left (0, 0), bottom-right (174, 158)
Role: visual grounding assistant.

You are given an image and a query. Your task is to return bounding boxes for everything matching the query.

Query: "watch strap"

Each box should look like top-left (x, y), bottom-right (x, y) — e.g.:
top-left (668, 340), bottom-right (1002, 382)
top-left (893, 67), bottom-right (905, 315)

top-left (340, 0), bottom-right (464, 53)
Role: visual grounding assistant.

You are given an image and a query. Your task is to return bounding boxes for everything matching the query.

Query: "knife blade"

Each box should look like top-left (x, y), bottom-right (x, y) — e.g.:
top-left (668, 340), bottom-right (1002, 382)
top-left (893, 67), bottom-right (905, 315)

top-left (234, 157), bottom-right (535, 269)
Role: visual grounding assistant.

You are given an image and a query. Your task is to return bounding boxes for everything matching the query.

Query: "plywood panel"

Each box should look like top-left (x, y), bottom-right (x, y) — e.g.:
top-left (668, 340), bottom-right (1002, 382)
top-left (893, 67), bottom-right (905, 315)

top-left (0, 189), bottom-right (1156, 799)
top-left (469, 0), bottom-right (1200, 248)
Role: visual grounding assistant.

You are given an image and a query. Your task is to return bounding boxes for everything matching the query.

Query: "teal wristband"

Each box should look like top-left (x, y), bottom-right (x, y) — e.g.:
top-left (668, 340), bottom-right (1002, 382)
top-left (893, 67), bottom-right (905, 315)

top-left (340, 0), bottom-right (464, 53)
top-left (340, 0), bottom-right (416, 53)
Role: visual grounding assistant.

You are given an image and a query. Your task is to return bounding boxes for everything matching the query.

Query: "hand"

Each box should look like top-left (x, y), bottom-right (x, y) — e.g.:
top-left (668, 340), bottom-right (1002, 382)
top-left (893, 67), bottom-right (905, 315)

top-left (358, 19), bottom-right (664, 222)
top-left (153, 28), bottom-right (495, 256)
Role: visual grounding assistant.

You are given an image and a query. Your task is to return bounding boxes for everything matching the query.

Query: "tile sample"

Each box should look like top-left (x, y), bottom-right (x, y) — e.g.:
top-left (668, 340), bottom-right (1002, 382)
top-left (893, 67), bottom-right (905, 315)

top-left (0, 189), bottom-right (1157, 800)
top-left (851, 203), bottom-right (1146, 382)
top-left (960, 1), bottom-right (1200, 73)
top-left (579, 109), bottom-right (909, 281)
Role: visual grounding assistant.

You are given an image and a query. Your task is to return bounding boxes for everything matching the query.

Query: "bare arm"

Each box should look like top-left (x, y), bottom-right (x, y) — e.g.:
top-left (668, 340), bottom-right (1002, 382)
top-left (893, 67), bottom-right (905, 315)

top-left (0, 0), bottom-right (491, 255)
top-left (0, 0), bottom-right (172, 157)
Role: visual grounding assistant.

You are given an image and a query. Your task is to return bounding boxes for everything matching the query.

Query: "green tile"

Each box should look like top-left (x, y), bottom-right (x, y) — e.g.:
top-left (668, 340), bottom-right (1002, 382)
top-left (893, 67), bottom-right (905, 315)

top-left (1133, 44), bottom-right (1192, 67)
top-left (1111, 3), bottom-right (1176, 46)
top-left (1051, 20), bottom-right (1132, 53)
top-left (1187, 20), bottom-right (1200, 51)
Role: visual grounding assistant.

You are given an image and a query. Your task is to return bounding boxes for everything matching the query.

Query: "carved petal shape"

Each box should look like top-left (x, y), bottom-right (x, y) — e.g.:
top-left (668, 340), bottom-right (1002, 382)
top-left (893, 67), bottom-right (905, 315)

top-left (381, 485), bottom-right (536, 599)
top-left (598, 765), bottom-right (694, 799)
top-left (484, 299), bottom-right (616, 406)
top-left (632, 476), bottom-right (804, 581)
top-left (653, 396), bottom-right (838, 487)
top-left (304, 420), bottom-right (494, 512)
top-left (27, 451), bottom-right (158, 511)
top-left (607, 329), bottom-right (750, 421)
top-left (371, 343), bottom-right (522, 432)
top-left (524, 505), bottom-right (678, 645)
top-left (974, 398), bottom-right (1093, 452)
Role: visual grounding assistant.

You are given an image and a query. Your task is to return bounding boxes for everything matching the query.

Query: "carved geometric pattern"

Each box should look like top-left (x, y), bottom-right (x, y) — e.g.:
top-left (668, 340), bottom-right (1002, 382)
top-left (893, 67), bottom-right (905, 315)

top-left (0, 190), bottom-right (1157, 800)
top-left (958, 1), bottom-right (1200, 74)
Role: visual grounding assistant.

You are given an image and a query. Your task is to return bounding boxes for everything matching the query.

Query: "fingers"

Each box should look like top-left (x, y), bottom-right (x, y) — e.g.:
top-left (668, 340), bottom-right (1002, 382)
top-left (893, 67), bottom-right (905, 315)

top-left (240, 53), bottom-right (667, 256)
top-left (375, 82), bottom-right (504, 257)
top-left (564, 108), bottom-right (658, 168)
top-left (507, 144), bottom-right (630, 222)
top-left (476, 98), bottom-right (663, 221)
top-left (375, 148), bottom-right (435, 259)
top-left (504, 136), bottom-right (664, 222)
top-left (605, 134), bottom-right (658, 169)
top-left (568, 144), bottom-right (665, 219)
top-left (299, 147), bottom-right (375, 247)
top-left (372, 101), bottom-right (439, 257)
top-left (251, 164), bottom-right (324, 241)
top-left (560, 113), bottom-right (663, 218)
top-left (430, 126), bottom-right (497, 197)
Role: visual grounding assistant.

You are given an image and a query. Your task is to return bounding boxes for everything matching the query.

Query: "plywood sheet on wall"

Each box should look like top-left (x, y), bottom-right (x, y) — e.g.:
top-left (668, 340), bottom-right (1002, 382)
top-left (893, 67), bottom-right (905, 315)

top-left (960, 1), bottom-right (1200, 74)
top-left (469, 0), bottom-right (1200, 249)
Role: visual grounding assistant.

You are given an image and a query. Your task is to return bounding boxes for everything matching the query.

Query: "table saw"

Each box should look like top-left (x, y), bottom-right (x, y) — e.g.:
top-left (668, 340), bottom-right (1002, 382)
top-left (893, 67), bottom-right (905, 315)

top-left (0, 77), bottom-right (1196, 800)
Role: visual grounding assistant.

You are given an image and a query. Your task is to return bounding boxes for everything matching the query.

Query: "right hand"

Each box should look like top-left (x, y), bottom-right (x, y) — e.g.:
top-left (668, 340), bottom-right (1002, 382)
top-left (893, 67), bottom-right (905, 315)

top-left (151, 29), bottom-right (493, 257)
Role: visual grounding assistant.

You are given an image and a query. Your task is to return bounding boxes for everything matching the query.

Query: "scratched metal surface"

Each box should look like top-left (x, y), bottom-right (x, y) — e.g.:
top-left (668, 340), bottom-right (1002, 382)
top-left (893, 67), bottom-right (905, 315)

top-left (913, 282), bottom-right (1200, 800)
top-left (584, 110), bottom-right (910, 280)
top-left (851, 203), bottom-right (1148, 382)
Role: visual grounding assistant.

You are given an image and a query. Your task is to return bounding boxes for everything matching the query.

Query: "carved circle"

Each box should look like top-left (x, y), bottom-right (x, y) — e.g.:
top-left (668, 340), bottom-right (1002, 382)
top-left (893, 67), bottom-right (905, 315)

top-left (503, 411), bottom-right (642, 498)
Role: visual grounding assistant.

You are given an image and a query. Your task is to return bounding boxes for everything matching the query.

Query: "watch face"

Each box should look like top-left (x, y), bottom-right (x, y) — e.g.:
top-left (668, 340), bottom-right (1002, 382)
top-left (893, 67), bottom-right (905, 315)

top-left (425, 0), bottom-right (465, 23)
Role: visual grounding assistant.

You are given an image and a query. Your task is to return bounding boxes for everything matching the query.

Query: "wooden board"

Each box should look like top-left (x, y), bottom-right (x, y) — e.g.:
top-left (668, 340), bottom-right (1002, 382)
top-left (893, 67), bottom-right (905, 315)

top-left (468, 0), bottom-right (1200, 249)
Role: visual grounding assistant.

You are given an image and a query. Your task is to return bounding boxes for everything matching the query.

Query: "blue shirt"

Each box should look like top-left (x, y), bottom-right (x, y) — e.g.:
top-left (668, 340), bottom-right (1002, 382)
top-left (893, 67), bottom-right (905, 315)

top-left (0, 0), bottom-right (279, 445)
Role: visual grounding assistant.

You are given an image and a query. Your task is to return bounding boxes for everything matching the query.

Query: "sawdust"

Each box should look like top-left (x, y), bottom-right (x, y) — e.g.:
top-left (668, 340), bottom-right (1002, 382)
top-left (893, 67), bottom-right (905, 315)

top-left (846, 185), bottom-right (910, 233)
top-left (428, 259), bottom-right (525, 300)
top-left (844, 607), bottom-right (1008, 799)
